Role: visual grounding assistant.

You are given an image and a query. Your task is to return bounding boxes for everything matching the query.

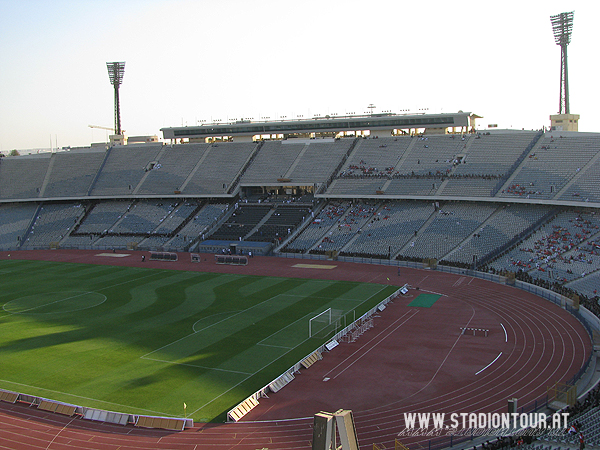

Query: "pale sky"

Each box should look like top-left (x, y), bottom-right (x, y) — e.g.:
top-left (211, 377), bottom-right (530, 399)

top-left (0, 0), bottom-right (598, 152)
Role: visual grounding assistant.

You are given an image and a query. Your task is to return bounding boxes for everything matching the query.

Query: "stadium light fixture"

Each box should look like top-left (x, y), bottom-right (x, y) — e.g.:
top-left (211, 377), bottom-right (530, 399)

top-left (106, 61), bottom-right (126, 135)
top-left (550, 11), bottom-right (574, 114)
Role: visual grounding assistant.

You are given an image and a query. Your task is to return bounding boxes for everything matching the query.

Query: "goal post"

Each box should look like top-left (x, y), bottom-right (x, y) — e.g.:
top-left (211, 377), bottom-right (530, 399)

top-left (309, 308), bottom-right (344, 339)
top-left (309, 308), bottom-right (331, 338)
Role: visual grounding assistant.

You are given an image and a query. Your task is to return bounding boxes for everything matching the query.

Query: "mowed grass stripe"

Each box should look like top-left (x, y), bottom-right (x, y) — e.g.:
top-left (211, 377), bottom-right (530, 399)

top-left (145, 280), bottom-right (382, 367)
top-left (142, 292), bottom-right (307, 362)
top-left (151, 281), bottom-right (390, 374)
top-left (0, 260), bottom-right (396, 421)
top-left (259, 283), bottom-right (390, 348)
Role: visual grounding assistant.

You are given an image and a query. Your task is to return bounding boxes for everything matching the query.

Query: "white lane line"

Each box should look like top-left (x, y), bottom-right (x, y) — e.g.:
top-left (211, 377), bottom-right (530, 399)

top-left (476, 352), bottom-right (503, 375)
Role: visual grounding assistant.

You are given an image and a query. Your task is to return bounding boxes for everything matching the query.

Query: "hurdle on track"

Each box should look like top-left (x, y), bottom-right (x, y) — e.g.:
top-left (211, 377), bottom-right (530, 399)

top-left (342, 317), bottom-right (374, 343)
top-left (460, 327), bottom-right (489, 337)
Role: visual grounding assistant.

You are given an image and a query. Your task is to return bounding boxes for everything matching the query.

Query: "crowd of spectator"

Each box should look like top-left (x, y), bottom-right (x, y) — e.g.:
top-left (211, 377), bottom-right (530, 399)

top-left (502, 183), bottom-right (543, 197)
top-left (339, 171), bottom-right (503, 181)
top-left (475, 434), bottom-right (535, 450)
top-left (482, 212), bottom-right (600, 281)
top-left (562, 384), bottom-right (600, 419)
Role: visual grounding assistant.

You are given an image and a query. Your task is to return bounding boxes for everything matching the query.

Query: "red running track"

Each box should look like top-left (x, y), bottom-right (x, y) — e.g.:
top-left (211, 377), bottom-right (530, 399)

top-left (0, 250), bottom-right (592, 449)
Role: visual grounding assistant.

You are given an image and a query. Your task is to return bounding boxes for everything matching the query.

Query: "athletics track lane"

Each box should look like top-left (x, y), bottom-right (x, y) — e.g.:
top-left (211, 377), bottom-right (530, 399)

top-left (0, 250), bottom-right (591, 449)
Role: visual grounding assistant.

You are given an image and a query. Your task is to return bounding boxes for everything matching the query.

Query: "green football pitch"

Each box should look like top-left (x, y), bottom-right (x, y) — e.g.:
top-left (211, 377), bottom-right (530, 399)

top-left (0, 259), bottom-right (396, 422)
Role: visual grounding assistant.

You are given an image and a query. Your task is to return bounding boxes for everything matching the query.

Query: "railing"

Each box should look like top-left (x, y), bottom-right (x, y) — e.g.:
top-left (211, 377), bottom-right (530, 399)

top-left (271, 252), bottom-right (599, 450)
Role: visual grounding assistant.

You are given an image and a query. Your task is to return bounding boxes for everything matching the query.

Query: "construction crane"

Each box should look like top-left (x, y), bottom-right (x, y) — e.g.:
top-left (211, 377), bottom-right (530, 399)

top-left (88, 125), bottom-right (126, 134)
top-left (88, 124), bottom-right (126, 145)
top-left (88, 125), bottom-right (115, 132)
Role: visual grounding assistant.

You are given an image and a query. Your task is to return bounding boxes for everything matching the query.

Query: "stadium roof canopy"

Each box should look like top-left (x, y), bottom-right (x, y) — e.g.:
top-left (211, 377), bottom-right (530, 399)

top-left (161, 111), bottom-right (479, 141)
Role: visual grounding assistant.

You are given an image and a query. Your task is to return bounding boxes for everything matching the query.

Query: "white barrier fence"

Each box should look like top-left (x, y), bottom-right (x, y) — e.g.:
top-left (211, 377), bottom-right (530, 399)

top-left (226, 286), bottom-right (404, 422)
top-left (0, 388), bottom-right (193, 430)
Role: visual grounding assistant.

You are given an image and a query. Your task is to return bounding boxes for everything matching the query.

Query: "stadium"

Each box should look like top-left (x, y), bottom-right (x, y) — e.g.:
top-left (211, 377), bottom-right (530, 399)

top-left (1, 9), bottom-right (600, 450)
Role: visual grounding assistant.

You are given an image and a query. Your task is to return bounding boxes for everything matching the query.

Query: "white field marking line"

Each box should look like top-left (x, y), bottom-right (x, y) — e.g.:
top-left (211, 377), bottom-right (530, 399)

top-left (190, 293), bottom-right (297, 334)
top-left (149, 283), bottom-right (391, 362)
top-left (364, 273), bottom-right (383, 284)
top-left (189, 284), bottom-right (392, 417)
top-left (91, 270), bottom-right (160, 293)
top-left (3, 291), bottom-right (106, 315)
top-left (3, 270), bottom-right (158, 313)
top-left (418, 275), bottom-right (429, 284)
top-left (256, 343), bottom-right (292, 349)
top-left (140, 357), bottom-right (253, 375)
top-left (501, 322), bottom-right (508, 342)
top-left (192, 310), bottom-right (241, 333)
top-left (2, 268), bottom-right (158, 315)
top-left (400, 303), bottom-right (476, 403)
top-left (256, 306), bottom-right (312, 346)
top-left (146, 284), bottom-right (390, 369)
top-left (45, 416), bottom-right (76, 450)
top-left (271, 293), bottom-right (371, 302)
top-left (34, 295), bottom-right (108, 315)
top-left (258, 283), bottom-right (389, 346)
top-left (468, 277), bottom-right (476, 285)
top-left (4, 293), bottom-right (107, 316)
top-left (0, 271), bottom-right (184, 411)
top-left (328, 309), bottom-right (420, 380)
top-left (475, 352), bottom-right (503, 375)
top-left (141, 292), bottom-right (294, 359)
top-left (508, 305), bottom-right (574, 392)
top-left (406, 291), bottom-right (566, 415)
top-left (458, 296), bottom-right (570, 410)
top-left (353, 295), bottom-right (516, 416)
top-left (0, 379), bottom-right (171, 416)
top-left (358, 287), bottom-right (585, 418)
top-left (189, 334), bottom-right (315, 417)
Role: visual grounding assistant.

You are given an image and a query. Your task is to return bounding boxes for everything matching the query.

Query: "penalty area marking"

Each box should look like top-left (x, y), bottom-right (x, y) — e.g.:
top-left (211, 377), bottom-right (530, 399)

top-left (257, 343), bottom-right (293, 349)
top-left (475, 352), bottom-right (503, 375)
top-left (139, 283), bottom-right (391, 416)
top-left (192, 310), bottom-right (241, 333)
top-left (140, 356), bottom-right (254, 375)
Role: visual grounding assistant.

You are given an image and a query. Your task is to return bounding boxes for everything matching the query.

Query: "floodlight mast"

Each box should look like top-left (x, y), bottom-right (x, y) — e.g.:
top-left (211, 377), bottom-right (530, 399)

top-left (106, 62), bottom-right (126, 135)
top-left (550, 12), bottom-right (574, 115)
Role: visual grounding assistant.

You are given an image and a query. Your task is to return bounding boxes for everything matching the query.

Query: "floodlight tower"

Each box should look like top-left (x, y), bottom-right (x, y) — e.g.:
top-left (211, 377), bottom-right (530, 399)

top-left (550, 11), bottom-right (574, 114)
top-left (106, 61), bottom-right (126, 135)
top-left (549, 12), bottom-right (579, 132)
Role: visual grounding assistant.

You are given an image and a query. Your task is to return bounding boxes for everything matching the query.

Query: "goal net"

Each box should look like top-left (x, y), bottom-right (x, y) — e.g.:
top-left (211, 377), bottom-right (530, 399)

top-left (309, 308), bottom-right (344, 339)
